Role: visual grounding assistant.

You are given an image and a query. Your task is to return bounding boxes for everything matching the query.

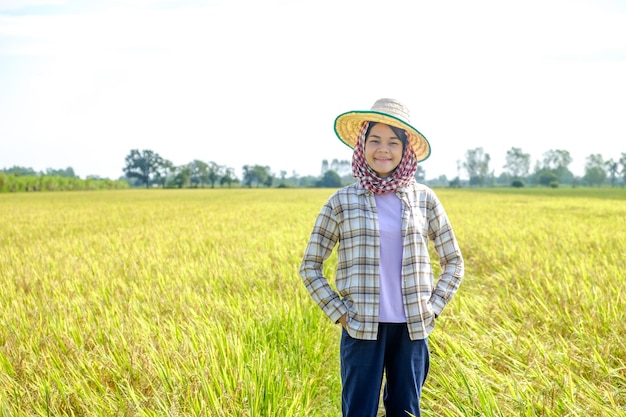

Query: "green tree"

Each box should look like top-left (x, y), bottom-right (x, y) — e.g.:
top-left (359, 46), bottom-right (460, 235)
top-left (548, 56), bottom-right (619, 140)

top-left (189, 160), bottom-right (209, 188)
top-left (316, 170), bottom-right (342, 188)
top-left (535, 168), bottom-right (559, 187)
top-left (242, 165), bottom-right (252, 187)
top-left (583, 154), bottom-right (607, 187)
top-left (242, 165), bottom-right (271, 187)
top-left (123, 149), bottom-right (165, 188)
top-left (220, 167), bottom-right (236, 188)
top-left (503, 147), bottom-right (530, 180)
top-left (45, 167), bottom-right (77, 178)
top-left (415, 165), bottom-right (426, 182)
top-left (207, 162), bottom-right (222, 188)
top-left (173, 165), bottom-right (192, 188)
top-left (619, 153), bottom-right (626, 187)
top-left (607, 159), bottom-right (619, 187)
top-left (156, 159), bottom-right (175, 187)
top-left (542, 149), bottom-right (572, 170)
top-left (464, 147), bottom-right (491, 186)
top-left (263, 171), bottom-right (274, 188)
top-left (539, 149), bottom-right (574, 184)
top-left (1, 166), bottom-right (38, 176)
top-left (329, 159), bottom-right (351, 177)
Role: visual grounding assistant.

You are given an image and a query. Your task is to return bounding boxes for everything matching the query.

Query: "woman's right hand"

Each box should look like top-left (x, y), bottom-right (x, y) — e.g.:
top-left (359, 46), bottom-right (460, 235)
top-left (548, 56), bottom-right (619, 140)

top-left (338, 314), bottom-right (348, 330)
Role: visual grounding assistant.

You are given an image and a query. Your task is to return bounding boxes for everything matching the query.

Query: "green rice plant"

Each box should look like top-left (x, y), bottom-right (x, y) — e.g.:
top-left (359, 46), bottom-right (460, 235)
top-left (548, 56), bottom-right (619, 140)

top-left (0, 188), bottom-right (625, 416)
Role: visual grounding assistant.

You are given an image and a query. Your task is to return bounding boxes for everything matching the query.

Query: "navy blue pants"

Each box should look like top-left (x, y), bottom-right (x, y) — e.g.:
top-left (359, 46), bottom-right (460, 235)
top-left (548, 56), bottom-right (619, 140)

top-left (340, 323), bottom-right (430, 417)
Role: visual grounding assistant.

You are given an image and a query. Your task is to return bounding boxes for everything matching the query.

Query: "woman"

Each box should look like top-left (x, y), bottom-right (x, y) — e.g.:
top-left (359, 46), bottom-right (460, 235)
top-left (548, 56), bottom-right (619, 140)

top-left (299, 98), bottom-right (464, 417)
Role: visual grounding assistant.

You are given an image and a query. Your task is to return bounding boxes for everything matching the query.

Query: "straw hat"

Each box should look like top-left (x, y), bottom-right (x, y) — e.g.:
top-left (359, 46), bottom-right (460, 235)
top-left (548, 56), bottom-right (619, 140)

top-left (334, 98), bottom-right (431, 162)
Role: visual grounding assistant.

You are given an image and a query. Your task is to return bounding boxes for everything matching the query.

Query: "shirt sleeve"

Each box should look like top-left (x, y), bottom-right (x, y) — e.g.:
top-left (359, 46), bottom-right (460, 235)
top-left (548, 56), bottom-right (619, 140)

top-left (427, 192), bottom-right (464, 317)
top-left (299, 201), bottom-right (348, 324)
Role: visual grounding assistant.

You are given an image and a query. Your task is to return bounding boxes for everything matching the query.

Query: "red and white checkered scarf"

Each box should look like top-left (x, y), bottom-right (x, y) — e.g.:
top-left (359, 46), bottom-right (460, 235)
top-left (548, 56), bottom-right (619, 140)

top-left (351, 122), bottom-right (418, 194)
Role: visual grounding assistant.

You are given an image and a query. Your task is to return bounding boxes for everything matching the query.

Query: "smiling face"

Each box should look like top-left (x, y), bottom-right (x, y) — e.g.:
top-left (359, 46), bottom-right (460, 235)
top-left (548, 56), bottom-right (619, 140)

top-left (364, 123), bottom-right (404, 178)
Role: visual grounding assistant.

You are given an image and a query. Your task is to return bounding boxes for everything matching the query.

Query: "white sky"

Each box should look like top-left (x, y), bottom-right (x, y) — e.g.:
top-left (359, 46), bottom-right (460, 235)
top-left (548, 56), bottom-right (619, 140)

top-left (1, 0), bottom-right (625, 180)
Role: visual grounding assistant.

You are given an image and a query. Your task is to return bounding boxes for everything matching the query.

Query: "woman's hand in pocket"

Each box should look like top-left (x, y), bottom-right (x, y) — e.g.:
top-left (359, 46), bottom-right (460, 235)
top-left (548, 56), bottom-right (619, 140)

top-left (338, 314), bottom-right (348, 330)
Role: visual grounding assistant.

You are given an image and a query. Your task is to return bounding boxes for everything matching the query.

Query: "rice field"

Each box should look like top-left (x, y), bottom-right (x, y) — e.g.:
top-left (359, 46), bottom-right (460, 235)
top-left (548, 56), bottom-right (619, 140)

top-left (0, 187), bottom-right (625, 416)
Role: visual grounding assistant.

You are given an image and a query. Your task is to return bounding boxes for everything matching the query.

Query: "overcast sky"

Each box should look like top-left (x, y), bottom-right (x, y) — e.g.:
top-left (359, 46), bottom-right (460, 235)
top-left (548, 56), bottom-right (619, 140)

top-left (1, 0), bottom-right (625, 180)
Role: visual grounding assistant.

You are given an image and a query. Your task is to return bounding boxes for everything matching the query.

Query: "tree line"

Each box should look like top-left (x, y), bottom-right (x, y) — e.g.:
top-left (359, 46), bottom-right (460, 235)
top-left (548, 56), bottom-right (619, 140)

top-left (122, 149), bottom-right (351, 188)
top-left (123, 147), bottom-right (626, 189)
top-left (122, 149), bottom-right (432, 189)
top-left (457, 148), bottom-right (626, 188)
top-left (2, 146), bottom-right (625, 193)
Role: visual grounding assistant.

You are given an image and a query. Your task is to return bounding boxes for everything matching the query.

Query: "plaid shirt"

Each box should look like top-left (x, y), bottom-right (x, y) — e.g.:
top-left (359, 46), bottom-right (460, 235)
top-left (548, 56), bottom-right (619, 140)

top-left (300, 181), bottom-right (464, 340)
